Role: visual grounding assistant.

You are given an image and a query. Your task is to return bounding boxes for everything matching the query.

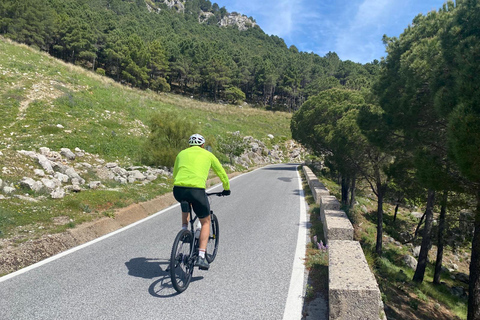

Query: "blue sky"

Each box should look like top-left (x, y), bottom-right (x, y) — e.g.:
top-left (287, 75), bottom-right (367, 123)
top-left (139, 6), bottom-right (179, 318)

top-left (211, 0), bottom-right (448, 64)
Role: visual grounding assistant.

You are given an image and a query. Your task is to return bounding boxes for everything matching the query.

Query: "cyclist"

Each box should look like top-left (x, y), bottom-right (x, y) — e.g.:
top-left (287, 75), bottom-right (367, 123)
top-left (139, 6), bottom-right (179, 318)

top-left (172, 134), bottom-right (230, 270)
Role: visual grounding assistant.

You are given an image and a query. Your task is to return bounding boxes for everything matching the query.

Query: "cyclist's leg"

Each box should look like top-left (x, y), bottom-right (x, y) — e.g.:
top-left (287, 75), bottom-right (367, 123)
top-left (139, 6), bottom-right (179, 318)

top-left (174, 187), bottom-right (192, 229)
top-left (181, 202), bottom-right (191, 229)
top-left (198, 215), bottom-right (211, 251)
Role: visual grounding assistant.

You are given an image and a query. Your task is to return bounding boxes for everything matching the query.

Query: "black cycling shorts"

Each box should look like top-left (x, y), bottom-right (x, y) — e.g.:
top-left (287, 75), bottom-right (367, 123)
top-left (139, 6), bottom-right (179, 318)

top-left (173, 186), bottom-right (210, 219)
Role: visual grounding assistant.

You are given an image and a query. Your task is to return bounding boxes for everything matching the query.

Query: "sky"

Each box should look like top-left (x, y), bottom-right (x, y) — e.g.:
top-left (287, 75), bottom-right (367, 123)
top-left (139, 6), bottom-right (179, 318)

top-left (211, 0), bottom-right (448, 64)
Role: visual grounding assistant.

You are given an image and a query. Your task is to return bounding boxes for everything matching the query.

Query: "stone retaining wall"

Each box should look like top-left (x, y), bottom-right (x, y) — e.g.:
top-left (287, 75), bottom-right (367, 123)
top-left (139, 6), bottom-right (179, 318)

top-left (302, 166), bottom-right (382, 320)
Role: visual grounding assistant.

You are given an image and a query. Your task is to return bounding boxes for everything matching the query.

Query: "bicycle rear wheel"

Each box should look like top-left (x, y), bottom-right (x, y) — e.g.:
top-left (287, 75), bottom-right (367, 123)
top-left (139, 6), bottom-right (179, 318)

top-left (206, 213), bottom-right (219, 263)
top-left (169, 229), bottom-right (194, 293)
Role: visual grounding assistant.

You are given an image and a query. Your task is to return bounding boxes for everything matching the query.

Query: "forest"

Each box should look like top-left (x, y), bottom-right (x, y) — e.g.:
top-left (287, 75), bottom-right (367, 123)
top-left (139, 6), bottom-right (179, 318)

top-left (291, 1), bottom-right (480, 319)
top-left (0, 0), bottom-right (379, 111)
top-left (2, 0), bottom-right (480, 318)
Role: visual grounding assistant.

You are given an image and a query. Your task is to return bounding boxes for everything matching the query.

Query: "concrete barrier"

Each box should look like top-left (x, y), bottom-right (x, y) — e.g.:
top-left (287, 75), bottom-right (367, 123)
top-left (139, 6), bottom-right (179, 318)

top-left (329, 240), bottom-right (381, 320)
top-left (302, 166), bottom-right (330, 204)
top-left (320, 195), bottom-right (341, 218)
top-left (323, 209), bottom-right (354, 241)
top-left (302, 165), bottom-right (383, 320)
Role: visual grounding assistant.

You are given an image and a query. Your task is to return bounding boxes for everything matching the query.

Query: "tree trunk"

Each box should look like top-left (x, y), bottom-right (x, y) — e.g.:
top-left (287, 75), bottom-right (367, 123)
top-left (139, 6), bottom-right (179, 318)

top-left (349, 175), bottom-right (356, 208)
top-left (393, 202), bottom-right (400, 223)
top-left (434, 190), bottom-right (448, 284)
top-left (341, 176), bottom-right (349, 206)
top-left (413, 189), bottom-right (435, 283)
top-left (375, 181), bottom-right (386, 256)
top-left (414, 211), bottom-right (427, 238)
top-left (468, 189), bottom-right (480, 320)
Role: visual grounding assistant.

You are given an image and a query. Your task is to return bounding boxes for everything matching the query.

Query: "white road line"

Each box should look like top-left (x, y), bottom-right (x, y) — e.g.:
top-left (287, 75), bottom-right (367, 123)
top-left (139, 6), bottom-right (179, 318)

top-left (0, 174), bottom-right (247, 283)
top-left (283, 166), bottom-right (308, 320)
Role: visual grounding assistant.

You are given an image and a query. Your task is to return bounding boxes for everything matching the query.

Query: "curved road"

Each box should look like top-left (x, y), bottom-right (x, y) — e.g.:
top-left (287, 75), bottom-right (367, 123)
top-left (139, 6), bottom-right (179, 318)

top-left (0, 163), bottom-right (308, 320)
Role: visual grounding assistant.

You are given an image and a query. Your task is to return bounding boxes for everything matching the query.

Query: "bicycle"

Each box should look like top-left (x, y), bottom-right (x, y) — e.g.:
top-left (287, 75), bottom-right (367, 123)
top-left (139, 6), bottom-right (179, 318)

top-left (169, 192), bottom-right (224, 293)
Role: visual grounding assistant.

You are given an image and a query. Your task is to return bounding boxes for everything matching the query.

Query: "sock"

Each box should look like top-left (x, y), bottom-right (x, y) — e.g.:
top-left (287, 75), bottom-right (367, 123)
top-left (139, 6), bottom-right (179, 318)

top-left (182, 224), bottom-right (188, 230)
top-left (199, 249), bottom-right (206, 258)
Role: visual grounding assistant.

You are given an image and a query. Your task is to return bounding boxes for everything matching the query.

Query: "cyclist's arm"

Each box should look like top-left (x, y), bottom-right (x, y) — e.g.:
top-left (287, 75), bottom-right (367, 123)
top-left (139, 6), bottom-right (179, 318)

top-left (210, 154), bottom-right (230, 190)
top-left (172, 155), bottom-right (180, 179)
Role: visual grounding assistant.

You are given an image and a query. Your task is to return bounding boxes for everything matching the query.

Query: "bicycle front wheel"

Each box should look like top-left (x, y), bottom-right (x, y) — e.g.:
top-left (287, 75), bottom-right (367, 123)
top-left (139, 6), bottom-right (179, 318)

top-left (169, 229), bottom-right (194, 293)
top-left (206, 213), bottom-right (219, 263)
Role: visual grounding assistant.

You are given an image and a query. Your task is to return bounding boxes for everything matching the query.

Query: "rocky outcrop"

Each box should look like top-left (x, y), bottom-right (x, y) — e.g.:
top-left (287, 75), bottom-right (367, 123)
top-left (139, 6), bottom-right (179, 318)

top-left (1, 137), bottom-right (307, 201)
top-left (0, 147), bottom-right (171, 200)
top-left (231, 136), bottom-right (306, 169)
top-left (151, 1), bottom-right (256, 31)
top-left (219, 13), bottom-right (256, 31)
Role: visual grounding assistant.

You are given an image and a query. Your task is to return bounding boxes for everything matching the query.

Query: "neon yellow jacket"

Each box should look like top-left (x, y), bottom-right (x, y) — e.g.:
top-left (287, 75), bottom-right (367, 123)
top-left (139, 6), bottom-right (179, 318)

top-left (173, 146), bottom-right (230, 190)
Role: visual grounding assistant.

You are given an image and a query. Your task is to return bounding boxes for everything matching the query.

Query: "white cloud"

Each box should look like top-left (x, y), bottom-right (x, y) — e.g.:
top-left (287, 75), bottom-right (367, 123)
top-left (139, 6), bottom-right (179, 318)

top-left (335, 0), bottom-right (398, 62)
top-left (214, 0), bottom-right (447, 63)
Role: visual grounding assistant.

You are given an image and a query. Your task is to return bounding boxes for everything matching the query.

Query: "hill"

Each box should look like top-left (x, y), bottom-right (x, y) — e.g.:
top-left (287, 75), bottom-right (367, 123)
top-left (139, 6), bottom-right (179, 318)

top-left (0, 0), bottom-right (379, 111)
top-left (0, 37), bottom-right (302, 275)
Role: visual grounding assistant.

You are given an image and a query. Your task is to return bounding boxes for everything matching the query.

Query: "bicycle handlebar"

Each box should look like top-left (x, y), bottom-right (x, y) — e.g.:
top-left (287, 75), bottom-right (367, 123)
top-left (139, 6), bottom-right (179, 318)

top-left (206, 192), bottom-right (227, 197)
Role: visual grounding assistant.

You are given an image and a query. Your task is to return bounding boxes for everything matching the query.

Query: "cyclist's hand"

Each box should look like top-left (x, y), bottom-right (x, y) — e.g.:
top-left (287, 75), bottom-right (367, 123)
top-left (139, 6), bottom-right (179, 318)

top-left (222, 189), bottom-right (231, 196)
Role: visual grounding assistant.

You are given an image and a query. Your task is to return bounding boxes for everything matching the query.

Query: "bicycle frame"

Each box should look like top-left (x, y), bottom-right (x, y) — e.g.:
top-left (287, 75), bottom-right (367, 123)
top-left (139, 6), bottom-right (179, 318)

top-left (183, 192), bottom-right (223, 266)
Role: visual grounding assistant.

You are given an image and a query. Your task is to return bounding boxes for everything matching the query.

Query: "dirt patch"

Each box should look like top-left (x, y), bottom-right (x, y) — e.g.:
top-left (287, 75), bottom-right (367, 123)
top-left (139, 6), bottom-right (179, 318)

top-left (0, 192), bottom-right (176, 276)
top-left (384, 285), bottom-right (462, 320)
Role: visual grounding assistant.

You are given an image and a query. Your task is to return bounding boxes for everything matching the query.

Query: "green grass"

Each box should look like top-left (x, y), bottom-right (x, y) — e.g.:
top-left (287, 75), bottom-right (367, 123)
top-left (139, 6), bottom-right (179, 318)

top-left (300, 168), bottom-right (329, 302)
top-left (0, 36), bottom-right (293, 242)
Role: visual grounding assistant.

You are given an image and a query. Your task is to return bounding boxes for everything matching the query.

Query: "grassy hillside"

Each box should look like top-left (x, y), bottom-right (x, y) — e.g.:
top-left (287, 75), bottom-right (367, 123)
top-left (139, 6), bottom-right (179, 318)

top-left (0, 36), bottom-right (292, 244)
top-left (0, 37), bottom-right (291, 162)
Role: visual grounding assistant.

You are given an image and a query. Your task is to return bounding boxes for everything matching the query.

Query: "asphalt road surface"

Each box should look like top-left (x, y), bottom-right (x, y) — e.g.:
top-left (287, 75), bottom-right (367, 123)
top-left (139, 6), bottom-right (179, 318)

top-left (0, 163), bottom-right (308, 320)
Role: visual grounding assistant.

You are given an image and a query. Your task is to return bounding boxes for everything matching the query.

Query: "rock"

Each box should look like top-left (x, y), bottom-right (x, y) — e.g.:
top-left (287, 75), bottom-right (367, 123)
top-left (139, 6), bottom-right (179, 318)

top-left (88, 181), bottom-right (102, 189)
top-left (413, 246), bottom-right (421, 257)
top-left (41, 178), bottom-right (61, 190)
top-left (18, 150), bottom-right (37, 158)
top-left (54, 172), bottom-right (69, 183)
top-left (267, 134), bottom-right (274, 139)
top-left (34, 169), bottom-right (45, 177)
top-left (51, 187), bottom-right (65, 199)
top-left (411, 212), bottom-right (424, 219)
top-left (74, 147), bottom-right (85, 157)
top-left (37, 154), bottom-right (54, 174)
top-left (451, 286), bottom-right (466, 297)
top-left (3, 186), bottom-right (15, 194)
top-left (455, 272), bottom-right (469, 284)
top-left (128, 170), bottom-right (146, 181)
top-left (20, 177), bottom-right (43, 193)
top-left (114, 176), bottom-right (127, 184)
top-left (60, 148), bottom-right (76, 160)
top-left (106, 162), bottom-right (118, 169)
top-left (39, 147), bottom-right (50, 155)
top-left (146, 175), bottom-right (157, 181)
top-left (403, 255), bottom-right (418, 270)
top-left (0, 195), bottom-right (6, 200)
top-left (111, 166), bottom-right (128, 177)
top-left (14, 195), bottom-right (39, 202)
top-left (65, 168), bottom-right (85, 184)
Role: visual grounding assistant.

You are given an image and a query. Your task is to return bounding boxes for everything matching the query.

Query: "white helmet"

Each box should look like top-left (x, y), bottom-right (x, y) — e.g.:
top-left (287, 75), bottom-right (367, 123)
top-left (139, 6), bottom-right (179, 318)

top-left (188, 134), bottom-right (205, 146)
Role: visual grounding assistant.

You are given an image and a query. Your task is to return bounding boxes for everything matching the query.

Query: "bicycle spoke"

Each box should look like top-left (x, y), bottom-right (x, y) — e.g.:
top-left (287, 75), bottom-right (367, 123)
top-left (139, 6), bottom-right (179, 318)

top-left (170, 230), bottom-right (194, 293)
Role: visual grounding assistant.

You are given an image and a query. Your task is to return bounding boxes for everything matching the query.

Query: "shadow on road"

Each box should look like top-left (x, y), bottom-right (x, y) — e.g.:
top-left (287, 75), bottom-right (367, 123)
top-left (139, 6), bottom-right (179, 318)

top-left (125, 257), bottom-right (203, 298)
top-left (261, 163), bottom-right (300, 171)
top-left (125, 257), bottom-right (166, 279)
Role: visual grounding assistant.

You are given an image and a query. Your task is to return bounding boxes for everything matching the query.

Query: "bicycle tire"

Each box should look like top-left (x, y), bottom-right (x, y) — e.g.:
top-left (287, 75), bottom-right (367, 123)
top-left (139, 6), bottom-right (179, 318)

top-left (169, 229), bottom-right (194, 293)
top-left (206, 213), bottom-right (219, 263)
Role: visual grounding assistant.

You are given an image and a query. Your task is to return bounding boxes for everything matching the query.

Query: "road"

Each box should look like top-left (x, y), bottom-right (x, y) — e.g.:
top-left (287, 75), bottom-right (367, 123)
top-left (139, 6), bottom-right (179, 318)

top-left (0, 163), bottom-right (308, 320)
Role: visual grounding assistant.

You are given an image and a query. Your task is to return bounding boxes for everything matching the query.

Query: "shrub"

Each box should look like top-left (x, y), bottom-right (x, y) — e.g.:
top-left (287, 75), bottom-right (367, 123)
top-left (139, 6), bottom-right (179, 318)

top-left (96, 68), bottom-right (106, 76)
top-left (224, 86), bottom-right (245, 104)
top-left (141, 112), bottom-right (198, 168)
top-left (216, 131), bottom-right (247, 164)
